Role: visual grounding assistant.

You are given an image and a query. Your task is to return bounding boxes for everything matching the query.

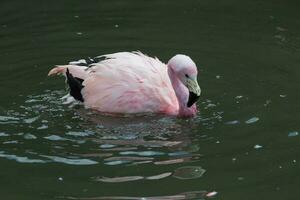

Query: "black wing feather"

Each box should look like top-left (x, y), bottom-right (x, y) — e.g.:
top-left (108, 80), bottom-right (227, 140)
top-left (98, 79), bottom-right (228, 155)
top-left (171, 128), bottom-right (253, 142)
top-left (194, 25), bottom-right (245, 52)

top-left (66, 68), bottom-right (84, 102)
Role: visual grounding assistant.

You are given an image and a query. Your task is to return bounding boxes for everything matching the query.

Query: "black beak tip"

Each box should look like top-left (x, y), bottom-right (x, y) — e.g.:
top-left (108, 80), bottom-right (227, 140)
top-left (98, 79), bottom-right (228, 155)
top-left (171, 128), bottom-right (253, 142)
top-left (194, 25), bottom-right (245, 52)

top-left (187, 92), bottom-right (200, 107)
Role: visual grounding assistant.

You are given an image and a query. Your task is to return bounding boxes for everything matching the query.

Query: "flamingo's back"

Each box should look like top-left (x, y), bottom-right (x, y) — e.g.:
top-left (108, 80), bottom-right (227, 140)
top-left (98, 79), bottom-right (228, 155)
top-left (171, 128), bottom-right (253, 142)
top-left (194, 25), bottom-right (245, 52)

top-left (49, 52), bottom-right (179, 115)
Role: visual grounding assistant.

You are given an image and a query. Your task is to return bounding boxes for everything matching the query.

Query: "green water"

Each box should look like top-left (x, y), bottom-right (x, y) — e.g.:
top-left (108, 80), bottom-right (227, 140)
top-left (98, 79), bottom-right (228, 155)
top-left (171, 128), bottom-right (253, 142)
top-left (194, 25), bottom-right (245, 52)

top-left (0, 0), bottom-right (300, 199)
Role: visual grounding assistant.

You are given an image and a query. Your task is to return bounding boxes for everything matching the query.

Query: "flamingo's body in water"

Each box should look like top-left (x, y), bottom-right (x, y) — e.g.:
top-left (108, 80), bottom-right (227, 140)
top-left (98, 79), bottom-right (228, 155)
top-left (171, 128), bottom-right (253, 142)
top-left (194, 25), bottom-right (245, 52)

top-left (48, 51), bottom-right (201, 117)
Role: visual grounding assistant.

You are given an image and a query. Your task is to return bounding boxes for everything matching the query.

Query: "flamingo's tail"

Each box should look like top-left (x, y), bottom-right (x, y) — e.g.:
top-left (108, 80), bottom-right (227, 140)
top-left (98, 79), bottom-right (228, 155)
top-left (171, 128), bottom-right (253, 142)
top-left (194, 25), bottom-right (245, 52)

top-left (48, 65), bottom-right (88, 79)
top-left (48, 65), bottom-right (67, 76)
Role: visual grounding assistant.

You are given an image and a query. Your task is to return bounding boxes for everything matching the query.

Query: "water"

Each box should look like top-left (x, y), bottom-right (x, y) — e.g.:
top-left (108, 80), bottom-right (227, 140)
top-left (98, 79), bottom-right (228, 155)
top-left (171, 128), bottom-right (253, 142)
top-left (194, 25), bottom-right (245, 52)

top-left (0, 0), bottom-right (300, 199)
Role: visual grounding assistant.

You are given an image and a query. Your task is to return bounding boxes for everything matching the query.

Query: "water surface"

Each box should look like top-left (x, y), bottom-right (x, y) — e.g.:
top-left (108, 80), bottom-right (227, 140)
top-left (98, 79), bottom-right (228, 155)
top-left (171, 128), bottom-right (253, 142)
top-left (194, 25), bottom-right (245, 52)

top-left (0, 0), bottom-right (300, 199)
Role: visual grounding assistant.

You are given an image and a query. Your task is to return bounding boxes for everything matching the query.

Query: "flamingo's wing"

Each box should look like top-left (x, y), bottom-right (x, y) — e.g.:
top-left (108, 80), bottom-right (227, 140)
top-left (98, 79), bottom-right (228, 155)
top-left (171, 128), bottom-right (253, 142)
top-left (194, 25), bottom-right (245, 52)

top-left (82, 52), bottom-right (179, 114)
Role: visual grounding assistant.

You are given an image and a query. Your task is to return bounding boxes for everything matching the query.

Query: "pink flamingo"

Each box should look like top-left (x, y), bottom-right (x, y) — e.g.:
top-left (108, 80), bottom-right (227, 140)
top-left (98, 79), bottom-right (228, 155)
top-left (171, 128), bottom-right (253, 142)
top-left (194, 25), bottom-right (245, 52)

top-left (48, 51), bottom-right (201, 117)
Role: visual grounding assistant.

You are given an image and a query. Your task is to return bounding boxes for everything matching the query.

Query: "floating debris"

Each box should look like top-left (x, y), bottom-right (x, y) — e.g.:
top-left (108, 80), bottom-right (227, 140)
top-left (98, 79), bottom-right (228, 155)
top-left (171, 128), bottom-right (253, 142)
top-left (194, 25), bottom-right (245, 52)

top-left (245, 117), bottom-right (259, 124)
top-left (254, 144), bottom-right (263, 149)
top-left (288, 131), bottom-right (298, 137)
top-left (206, 191), bottom-right (218, 197)
top-left (58, 177), bottom-right (63, 181)
top-left (76, 32), bottom-right (82, 35)
top-left (173, 166), bottom-right (206, 180)
top-left (235, 95), bottom-right (243, 99)
top-left (280, 94), bottom-right (287, 98)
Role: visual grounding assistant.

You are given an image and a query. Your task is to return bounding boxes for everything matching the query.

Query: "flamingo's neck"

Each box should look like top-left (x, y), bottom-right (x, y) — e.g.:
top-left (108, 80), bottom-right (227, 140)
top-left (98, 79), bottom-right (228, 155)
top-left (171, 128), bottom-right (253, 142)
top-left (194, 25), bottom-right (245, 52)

top-left (168, 68), bottom-right (197, 117)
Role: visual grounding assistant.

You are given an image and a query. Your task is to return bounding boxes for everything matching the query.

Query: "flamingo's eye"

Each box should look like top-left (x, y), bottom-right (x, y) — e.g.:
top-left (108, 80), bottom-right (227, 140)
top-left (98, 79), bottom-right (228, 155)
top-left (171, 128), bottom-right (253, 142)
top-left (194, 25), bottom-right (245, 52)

top-left (185, 74), bottom-right (189, 78)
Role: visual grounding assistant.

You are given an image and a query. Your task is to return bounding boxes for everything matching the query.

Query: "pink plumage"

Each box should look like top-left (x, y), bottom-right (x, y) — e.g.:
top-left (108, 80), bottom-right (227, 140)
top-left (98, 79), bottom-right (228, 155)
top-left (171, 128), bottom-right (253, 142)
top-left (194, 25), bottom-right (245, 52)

top-left (48, 51), bottom-right (201, 117)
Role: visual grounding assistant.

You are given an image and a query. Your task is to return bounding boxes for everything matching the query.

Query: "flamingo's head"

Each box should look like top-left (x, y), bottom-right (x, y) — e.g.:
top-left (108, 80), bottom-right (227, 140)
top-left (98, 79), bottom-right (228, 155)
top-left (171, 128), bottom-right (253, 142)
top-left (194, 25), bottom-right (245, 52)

top-left (167, 54), bottom-right (201, 107)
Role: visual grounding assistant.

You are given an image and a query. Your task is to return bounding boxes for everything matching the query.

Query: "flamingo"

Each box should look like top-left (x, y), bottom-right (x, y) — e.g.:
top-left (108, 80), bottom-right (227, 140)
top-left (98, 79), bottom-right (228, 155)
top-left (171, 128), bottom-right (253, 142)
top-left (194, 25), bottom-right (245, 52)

top-left (48, 51), bottom-right (201, 117)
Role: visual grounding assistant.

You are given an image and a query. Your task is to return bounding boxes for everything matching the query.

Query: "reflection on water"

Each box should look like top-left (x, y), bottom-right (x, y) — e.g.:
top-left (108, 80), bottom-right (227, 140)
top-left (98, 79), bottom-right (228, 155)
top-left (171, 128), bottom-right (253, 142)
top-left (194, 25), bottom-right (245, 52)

top-left (64, 190), bottom-right (215, 200)
top-left (0, 89), bottom-right (222, 199)
top-left (0, 89), bottom-right (221, 178)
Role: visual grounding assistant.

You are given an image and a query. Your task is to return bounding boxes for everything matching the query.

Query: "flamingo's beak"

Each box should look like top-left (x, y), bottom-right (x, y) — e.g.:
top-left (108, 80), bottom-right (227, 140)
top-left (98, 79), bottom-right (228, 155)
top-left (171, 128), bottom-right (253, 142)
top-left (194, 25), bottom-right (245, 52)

top-left (186, 77), bottom-right (201, 107)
